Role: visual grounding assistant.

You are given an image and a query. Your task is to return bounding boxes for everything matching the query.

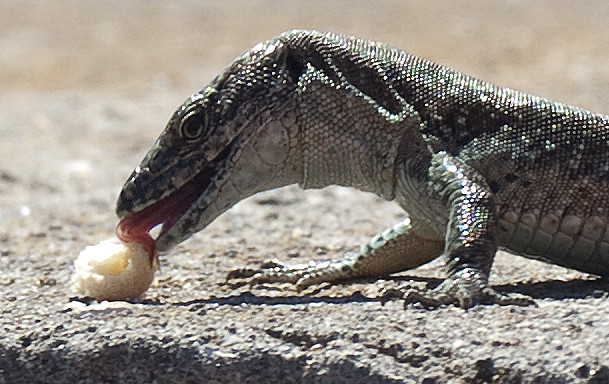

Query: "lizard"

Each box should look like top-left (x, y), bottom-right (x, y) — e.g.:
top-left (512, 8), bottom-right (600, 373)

top-left (115, 29), bottom-right (609, 308)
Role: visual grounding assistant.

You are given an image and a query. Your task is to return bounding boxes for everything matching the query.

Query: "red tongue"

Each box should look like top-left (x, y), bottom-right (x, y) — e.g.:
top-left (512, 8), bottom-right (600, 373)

top-left (116, 180), bottom-right (202, 261)
top-left (116, 163), bottom-right (213, 261)
top-left (116, 199), bottom-right (180, 261)
top-left (116, 209), bottom-right (158, 259)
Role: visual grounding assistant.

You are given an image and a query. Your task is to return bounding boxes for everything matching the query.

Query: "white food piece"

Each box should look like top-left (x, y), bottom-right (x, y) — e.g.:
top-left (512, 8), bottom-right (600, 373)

top-left (71, 238), bottom-right (158, 301)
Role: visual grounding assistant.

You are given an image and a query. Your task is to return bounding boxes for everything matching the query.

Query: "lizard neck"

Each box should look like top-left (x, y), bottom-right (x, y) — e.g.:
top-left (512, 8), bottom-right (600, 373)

top-left (297, 112), bottom-right (399, 200)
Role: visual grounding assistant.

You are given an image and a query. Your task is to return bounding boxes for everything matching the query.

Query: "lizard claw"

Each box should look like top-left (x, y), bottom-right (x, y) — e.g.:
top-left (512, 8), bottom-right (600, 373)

top-left (225, 259), bottom-right (291, 281)
top-left (226, 258), bottom-right (317, 287)
top-left (403, 273), bottom-right (536, 309)
top-left (226, 256), bottom-right (373, 292)
top-left (225, 267), bottom-right (259, 281)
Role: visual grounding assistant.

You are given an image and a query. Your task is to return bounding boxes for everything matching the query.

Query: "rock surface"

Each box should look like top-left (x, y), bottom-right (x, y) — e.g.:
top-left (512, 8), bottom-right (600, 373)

top-left (2, 1), bottom-right (609, 383)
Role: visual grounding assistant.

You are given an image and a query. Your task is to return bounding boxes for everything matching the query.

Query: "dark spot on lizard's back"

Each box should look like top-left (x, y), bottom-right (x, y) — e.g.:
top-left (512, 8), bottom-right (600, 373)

top-left (489, 180), bottom-right (501, 194)
top-left (504, 173), bottom-right (518, 183)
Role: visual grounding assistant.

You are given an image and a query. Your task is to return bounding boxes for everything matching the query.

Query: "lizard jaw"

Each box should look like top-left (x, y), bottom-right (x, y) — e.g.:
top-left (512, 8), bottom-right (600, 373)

top-left (116, 164), bottom-right (215, 263)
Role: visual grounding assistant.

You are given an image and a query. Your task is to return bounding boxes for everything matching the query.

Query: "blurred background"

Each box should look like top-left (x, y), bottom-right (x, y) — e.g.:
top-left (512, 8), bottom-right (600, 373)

top-left (3, 1), bottom-right (609, 96)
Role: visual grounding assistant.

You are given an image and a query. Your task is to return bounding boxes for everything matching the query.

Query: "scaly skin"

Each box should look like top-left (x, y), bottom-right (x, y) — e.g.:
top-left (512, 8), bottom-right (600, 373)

top-left (116, 30), bottom-right (609, 308)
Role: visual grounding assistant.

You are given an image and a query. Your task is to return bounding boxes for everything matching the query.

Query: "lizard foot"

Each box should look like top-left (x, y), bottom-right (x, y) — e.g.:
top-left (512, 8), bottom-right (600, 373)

top-left (402, 271), bottom-right (536, 309)
top-left (226, 258), bottom-right (345, 290)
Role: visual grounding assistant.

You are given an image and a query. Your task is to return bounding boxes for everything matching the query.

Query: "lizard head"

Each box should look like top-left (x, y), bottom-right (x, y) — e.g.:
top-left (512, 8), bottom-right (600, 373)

top-left (115, 38), bottom-right (304, 259)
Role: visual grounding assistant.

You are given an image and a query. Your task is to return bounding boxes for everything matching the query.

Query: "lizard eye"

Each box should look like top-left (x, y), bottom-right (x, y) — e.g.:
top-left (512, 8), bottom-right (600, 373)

top-left (179, 111), bottom-right (206, 140)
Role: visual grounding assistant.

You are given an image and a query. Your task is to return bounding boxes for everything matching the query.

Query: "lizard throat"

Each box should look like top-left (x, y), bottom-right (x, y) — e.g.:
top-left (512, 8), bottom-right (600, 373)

top-left (116, 165), bottom-right (215, 263)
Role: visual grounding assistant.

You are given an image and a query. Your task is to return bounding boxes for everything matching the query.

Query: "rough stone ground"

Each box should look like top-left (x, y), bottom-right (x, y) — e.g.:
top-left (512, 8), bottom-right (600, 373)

top-left (2, 1), bottom-right (609, 383)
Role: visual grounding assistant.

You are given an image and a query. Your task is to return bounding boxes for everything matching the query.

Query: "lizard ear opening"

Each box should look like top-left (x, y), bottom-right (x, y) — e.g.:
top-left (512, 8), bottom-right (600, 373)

top-left (331, 49), bottom-right (404, 116)
top-left (283, 49), bottom-right (307, 83)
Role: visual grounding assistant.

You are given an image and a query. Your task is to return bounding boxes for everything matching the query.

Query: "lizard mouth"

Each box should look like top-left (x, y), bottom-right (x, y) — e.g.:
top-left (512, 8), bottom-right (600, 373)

top-left (116, 165), bottom-right (215, 263)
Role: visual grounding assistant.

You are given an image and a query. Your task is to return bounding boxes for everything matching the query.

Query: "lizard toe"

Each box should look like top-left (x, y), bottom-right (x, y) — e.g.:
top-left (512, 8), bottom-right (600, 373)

top-left (226, 258), bottom-right (313, 285)
top-left (403, 278), bottom-right (536, 309)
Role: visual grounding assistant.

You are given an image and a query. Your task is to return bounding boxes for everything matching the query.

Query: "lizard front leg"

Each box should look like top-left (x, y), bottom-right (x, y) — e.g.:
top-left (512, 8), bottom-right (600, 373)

top-left (227, 218), bottom-right (443, 289)
top-left (405, 152), bottom-right (533, 308)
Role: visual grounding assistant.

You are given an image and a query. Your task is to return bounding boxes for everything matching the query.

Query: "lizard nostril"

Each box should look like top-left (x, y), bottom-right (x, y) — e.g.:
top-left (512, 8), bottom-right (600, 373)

top-left (116, 165), bottom-right (163, 217)
top-left (116, 190), bottom-right (134, 217)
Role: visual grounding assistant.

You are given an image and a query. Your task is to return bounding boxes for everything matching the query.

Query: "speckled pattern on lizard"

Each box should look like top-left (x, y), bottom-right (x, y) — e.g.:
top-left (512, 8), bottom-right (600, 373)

top-left (115, 30), bottom-right (609, 308)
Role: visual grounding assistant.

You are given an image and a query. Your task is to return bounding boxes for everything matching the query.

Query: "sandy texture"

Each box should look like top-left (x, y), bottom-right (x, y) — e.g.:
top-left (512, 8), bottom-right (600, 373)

top-left (2, 1), bottom-right (609, 383)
